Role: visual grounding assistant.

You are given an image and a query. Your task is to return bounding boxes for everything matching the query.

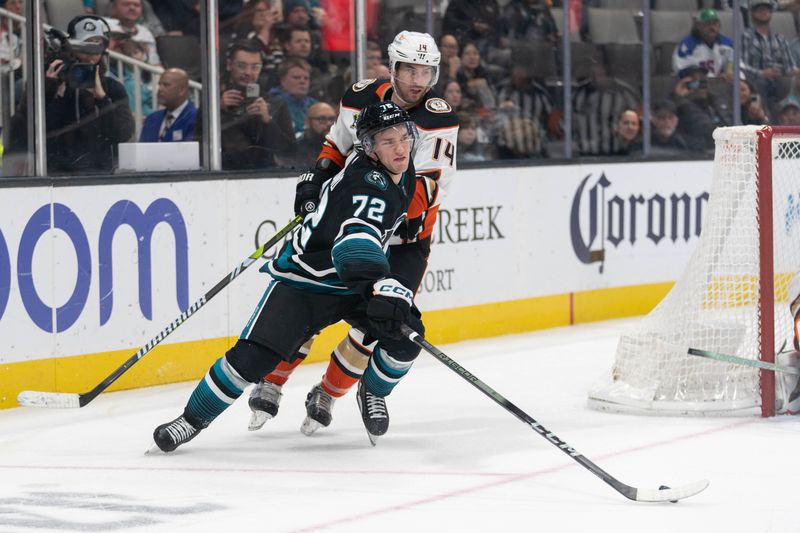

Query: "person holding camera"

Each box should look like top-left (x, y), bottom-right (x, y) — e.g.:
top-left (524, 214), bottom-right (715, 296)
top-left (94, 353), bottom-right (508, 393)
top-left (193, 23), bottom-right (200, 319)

top-left (673, 65), bottom-right (730, 152)
top-left (209, 38), bottom-right (294, 170)
top-left (44, 16), bottom-right (135, 174)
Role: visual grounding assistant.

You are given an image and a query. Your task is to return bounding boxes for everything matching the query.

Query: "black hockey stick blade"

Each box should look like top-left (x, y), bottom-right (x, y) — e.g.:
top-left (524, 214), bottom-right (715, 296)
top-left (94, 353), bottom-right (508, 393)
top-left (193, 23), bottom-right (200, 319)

top-left (688, 347), bottom-right (800, 375)
top-left (17, 216), bottom-right (302, 409)
top-left (402, 325), bottom-right (709, 503)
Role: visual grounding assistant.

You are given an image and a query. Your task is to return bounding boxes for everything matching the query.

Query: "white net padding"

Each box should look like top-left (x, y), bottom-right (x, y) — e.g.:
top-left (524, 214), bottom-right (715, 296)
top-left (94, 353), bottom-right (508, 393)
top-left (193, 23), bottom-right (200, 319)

top-left (588, 126), bottom-right (800, 416)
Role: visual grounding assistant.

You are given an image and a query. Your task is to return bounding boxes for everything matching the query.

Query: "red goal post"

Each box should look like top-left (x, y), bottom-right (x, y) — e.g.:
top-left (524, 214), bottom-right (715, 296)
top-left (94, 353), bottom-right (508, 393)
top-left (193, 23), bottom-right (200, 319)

top-left (588, 125), bottom-right (800, 417)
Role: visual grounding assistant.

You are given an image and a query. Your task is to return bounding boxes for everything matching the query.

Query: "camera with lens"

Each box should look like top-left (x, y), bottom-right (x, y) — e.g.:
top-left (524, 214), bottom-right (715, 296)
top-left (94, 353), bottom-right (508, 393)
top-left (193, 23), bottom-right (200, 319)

top-left (44, 28), bottom-right (99, 90)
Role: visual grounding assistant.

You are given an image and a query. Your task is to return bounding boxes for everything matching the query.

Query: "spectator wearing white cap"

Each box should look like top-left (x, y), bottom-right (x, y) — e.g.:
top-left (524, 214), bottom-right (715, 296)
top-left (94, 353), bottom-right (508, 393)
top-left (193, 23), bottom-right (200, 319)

top-left (43, 15), bottom-right (135, 173)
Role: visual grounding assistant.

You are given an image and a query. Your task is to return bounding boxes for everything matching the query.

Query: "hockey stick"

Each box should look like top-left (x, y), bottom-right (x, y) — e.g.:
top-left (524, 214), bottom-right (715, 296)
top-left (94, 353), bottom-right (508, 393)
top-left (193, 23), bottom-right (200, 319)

top-left (688, 347), bottom-right (800, 375)
top-left (402, 325), bottom-right (710, 503)
top-left (17, 215), bottom-right (303, 409)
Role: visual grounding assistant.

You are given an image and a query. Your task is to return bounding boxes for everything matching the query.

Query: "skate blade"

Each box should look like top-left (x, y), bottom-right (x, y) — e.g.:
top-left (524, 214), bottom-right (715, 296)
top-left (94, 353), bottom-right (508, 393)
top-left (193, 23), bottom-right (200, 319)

top-left (300, 417), bottom-right (323, 436)
top-left (248, 411), bottom-right (273, 431)
top-left (144, 443), bottom-right (165, 455)
top-left (367, 432), bottom-right (379, 447)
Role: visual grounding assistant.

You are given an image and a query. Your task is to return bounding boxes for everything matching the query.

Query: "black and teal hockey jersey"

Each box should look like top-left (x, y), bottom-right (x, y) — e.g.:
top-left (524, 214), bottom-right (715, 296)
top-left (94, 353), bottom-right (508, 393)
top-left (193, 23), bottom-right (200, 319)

top-left (263, 151), bottom-right (416, 298)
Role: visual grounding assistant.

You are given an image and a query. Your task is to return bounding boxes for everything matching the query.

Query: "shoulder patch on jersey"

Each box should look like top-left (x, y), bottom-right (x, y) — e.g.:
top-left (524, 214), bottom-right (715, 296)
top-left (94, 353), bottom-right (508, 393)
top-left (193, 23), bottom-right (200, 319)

top-left (364, 170), bottom-right (389, 190)
top-left (425, 98), bottom-right (452, 114)
top-left (352, 78), bottom-right (377, 92)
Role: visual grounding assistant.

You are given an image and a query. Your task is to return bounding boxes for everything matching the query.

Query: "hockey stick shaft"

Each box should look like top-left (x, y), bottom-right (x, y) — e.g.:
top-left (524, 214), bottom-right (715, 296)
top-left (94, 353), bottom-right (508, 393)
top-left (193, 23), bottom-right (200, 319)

top-left (688, 347), bottom-right (800, 375)
top-left (18, 215), bottom-right (302, 409)
top-left (402, 325), bottom-right (709, 502)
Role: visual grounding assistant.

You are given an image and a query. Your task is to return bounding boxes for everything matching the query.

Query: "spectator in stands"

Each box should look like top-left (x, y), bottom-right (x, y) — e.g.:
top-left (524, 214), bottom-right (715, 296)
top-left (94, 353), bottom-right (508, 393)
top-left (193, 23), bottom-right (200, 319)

top-left (149, 0), bottom-right (201, 37)
top-left (0, 0), bottom-right (22, 75)
top-left (673, 9), bottom-right (734, 80)
top-left (501, 0), bottom-right (559, 45)
top-left (673, 65), bottom-right (729, 151)
top-left (271, 26), bottom-right (331, 101)
top-left (437, 34), bottom-right (461, 90)
top-left (457, 112), bottom-right (492, 163)
top-left (368, 63), bottom-right (390, 79)
top-left (741, 0), bottom-right (798, 106)
top-left (496, 63), bottom-right (556, 141)
top-left (495, 116), bottom-right (546, 159)
top-left (43, 15), bottom-right (135, 173)
top-left (610, 109), bottom-right (642, 156)
top-left (456, 41), bottom-right (497, 112)
top-left (572, 63), bottom-right (639, 156)
top-left (275, 101), bottom-right (335, 169)
top-left (223, 0), bottom-right (283, 86)
top-left (116, 38), bottom-right (153, 117)
top-left (140, 68), bottom-right (196, 142)
top-left (778, 97), bottom-right (800, 124)
top-left (366, 40), bottom-right (383, 70)
top-left (280, 0), bottom-right (328, 71)
top-left (442, 0), bottom-right (501, 55)
top-left (214, 39), bottom-right (294, 169)
top-left (105, 0), bottom-right (161, 65)
top-left (740, 79), bottom-right (770, 124)
top-left (268, 57), bottom-right (317, 137)
top-left (650, 100), bottom-right (690, 153)
top-left (443, 79), bottom-right (464, 111)
top-left (92, 0), bottom-right (166, 36)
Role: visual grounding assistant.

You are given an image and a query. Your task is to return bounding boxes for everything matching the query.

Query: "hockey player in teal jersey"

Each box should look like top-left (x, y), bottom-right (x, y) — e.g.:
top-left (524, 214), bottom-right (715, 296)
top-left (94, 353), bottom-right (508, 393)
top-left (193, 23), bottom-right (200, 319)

top-left (151, 101), bottom-right (424, 452)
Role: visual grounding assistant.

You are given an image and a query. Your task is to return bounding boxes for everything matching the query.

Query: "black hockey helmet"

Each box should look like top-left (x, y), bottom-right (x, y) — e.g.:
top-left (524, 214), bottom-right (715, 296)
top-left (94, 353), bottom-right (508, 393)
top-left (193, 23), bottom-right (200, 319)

top-left (356, 101), bottom-right (418, 156)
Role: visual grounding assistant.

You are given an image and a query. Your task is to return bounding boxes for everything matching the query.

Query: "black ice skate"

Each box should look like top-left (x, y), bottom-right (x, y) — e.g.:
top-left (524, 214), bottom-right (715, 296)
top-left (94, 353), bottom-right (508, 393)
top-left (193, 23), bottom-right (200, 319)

top-left (248, 380), bottom-right (283, 431)
top-left (356, 381), bottom-right (389, 446)
top-left (149, 414), bottom-right (202, 453)
top-left (301, 383), bottom-right (336, 436)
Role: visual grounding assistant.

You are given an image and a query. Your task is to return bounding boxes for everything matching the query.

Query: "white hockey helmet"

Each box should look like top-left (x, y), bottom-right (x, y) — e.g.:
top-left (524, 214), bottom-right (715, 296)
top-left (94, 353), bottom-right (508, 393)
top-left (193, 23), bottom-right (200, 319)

top-left (387, 31), bottom-right (441, 88)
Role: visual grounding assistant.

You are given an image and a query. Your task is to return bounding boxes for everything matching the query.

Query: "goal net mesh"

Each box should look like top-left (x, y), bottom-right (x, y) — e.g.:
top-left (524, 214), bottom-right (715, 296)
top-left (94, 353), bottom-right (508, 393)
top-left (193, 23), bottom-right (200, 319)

top-left (588, 126), bottom-right (800, 415)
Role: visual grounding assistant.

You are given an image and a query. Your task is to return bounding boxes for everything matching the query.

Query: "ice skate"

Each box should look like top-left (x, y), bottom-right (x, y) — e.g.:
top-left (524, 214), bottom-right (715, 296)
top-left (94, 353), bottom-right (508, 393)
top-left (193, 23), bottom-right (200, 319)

top-left (300, 383), bottom-right (336, 436)
top-left (149, 414), bottom-right (202, 453)
top-left (247, 380), bottom-right (283, 431)
top-left (356, 381), bottom-right (388, 446)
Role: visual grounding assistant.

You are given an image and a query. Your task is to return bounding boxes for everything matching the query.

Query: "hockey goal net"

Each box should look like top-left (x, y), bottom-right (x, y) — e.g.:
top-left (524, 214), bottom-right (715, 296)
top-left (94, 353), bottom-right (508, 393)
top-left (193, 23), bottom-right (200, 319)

top-left (588, 125), bottom-right (800, 417)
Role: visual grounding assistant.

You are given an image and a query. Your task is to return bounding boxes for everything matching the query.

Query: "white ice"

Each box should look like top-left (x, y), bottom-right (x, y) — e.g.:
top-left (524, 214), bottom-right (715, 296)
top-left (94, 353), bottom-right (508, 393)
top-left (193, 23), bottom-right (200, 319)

top-left (1, 317), bottom-right (798, 533)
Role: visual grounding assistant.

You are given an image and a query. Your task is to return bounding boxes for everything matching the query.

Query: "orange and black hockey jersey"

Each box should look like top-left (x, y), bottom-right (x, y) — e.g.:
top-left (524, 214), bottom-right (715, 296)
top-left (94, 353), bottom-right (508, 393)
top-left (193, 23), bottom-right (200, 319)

top-left (319, 78), bottom-right (459, 243)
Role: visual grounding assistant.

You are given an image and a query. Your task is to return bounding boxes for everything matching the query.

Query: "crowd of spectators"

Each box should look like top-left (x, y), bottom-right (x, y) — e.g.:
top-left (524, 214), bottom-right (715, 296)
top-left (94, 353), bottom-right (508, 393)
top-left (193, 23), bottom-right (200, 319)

top-left (7, 0), bottom-right (800, 175)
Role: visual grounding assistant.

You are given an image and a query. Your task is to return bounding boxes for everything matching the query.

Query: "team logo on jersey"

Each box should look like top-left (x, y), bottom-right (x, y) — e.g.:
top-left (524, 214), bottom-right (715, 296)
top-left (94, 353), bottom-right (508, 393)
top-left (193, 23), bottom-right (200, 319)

top-left (352, 78), bottom-right (376, 92)
top-left (364, 170), bottom-right (388, 190)
top-left (425, 98), bottom-right (452, 114)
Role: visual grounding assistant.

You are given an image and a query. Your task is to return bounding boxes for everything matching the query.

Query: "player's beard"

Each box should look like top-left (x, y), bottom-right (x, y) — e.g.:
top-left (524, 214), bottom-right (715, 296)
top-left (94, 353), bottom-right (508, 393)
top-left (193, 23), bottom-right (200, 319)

top-left (391, 78), bottom-right (429, 108)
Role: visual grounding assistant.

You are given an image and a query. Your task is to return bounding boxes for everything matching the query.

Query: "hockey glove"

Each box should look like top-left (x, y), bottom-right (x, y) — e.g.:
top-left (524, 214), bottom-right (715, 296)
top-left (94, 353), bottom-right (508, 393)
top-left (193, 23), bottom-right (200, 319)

top-left (294, 172), bottom-right (322, 217)
top-left (367, 278), bottom-right (414, 340)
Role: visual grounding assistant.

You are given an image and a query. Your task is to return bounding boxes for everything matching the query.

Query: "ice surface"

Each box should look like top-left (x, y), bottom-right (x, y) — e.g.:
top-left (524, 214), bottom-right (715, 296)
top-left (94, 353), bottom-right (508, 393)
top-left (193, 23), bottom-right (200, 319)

top-left (1, 318), bottom-right (798, 532)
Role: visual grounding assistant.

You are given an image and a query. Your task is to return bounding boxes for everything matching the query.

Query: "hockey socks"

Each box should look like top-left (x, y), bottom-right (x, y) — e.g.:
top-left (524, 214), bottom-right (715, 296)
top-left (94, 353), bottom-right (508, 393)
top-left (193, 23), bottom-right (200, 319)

top-left (361, 347), bottom-right (413, 397)
top-left (321, 331), bottom-right (374, 397)
top-left (186, 357), bottom-right (249, 426)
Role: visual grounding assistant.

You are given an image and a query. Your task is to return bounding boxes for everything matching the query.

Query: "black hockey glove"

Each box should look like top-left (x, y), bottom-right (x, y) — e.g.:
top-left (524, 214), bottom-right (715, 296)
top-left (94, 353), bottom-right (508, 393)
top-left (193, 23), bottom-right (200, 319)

top-left (294, 172), bottom-right (322, 217)
top-left (367, 278), bottom-right (414, 340)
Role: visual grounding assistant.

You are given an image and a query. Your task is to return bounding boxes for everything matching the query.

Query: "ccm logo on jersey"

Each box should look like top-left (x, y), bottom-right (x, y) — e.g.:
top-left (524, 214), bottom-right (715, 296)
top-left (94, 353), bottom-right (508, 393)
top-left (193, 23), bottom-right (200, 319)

top-left (352, 78), bottom-right (377, 92)
top-left (426, 98), bottom-right (452, 114)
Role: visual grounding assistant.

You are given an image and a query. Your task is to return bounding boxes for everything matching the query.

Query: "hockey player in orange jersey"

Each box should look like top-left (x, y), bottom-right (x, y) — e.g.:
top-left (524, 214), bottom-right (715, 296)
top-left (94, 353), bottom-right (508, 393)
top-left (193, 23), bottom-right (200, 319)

top-left (247, 31), bottom-right (459, 438)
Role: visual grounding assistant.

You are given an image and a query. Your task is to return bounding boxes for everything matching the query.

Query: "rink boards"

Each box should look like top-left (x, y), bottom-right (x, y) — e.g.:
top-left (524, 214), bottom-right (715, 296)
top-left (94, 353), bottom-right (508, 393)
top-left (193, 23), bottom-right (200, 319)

top-left (0, 161), bottom-right (714, 408)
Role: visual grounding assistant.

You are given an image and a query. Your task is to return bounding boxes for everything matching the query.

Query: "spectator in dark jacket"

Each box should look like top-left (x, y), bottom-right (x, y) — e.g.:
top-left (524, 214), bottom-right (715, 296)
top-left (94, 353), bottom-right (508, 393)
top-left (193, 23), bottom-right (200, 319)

top-left (275, 101), bottom-right (335, 169)
top-left (45, 15), bottom-right (135, 174)
top-left (650, 100), bottom-right (691, 154)
top-left (442, 0), bottom-right (501, 55)
top-left (207, 38), bottom-right (294, 169)
top-left (673, 65), bottom-right (729, 151)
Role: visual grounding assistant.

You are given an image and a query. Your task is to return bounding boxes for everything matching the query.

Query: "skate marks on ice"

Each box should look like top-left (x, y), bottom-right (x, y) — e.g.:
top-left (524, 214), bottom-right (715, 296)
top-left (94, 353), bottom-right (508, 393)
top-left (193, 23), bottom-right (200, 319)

top-left (0, 490), bottom-right (224, 531)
